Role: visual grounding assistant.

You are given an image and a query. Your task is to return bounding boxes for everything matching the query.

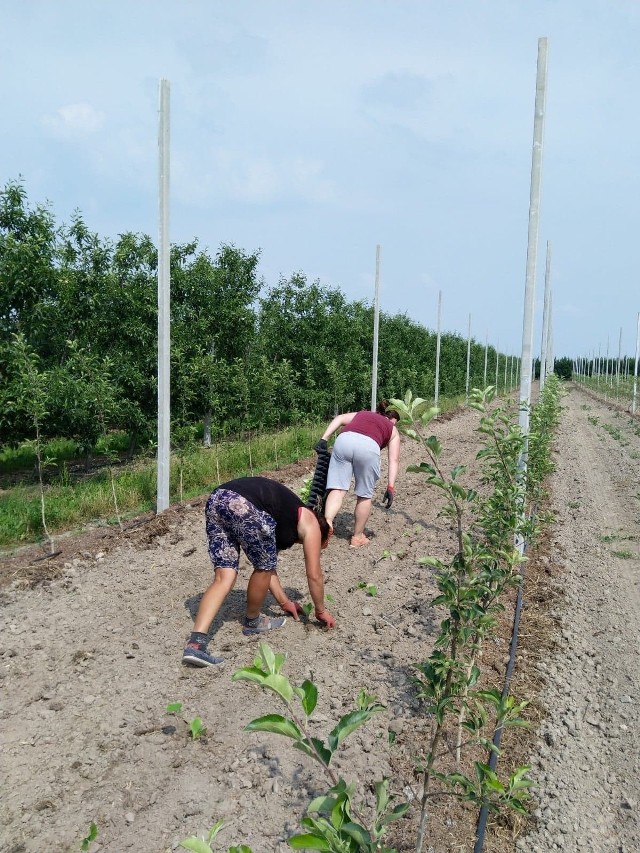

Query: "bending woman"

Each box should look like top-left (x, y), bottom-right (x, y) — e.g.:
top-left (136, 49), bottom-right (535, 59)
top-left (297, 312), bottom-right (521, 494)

top-left (316, 401), bottom-right (400, 548)
top-left (183, 476), bottom-right (335, 667)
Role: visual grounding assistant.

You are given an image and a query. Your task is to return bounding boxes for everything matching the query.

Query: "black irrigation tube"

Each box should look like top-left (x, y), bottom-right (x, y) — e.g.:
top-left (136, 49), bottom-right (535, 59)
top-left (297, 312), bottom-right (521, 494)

top-left (473, 528), bottom-right (532, 853)
top-left (304, 448), bottom-right (331, 510)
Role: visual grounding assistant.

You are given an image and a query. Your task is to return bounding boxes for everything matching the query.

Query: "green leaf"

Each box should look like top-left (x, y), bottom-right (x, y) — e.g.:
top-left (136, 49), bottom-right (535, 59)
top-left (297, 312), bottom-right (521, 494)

top-left (293, 736), bottom-right (332, 766)
top-left (166, 702), bottom-right (183, 714)
top-left (356, 690), bottom-right (380, 710)
top-left (299, 679), bottom-right (318, 716)
top-left (258, 642), bottom-right (277, 673)
top-left (287, 833), bottom-right (332, 850)
top-left (263, 672), bottom-right (294, 703)
top-left (180, 838), bottom-right (214, 853)
top-left (342, 821), bottom-right (372, 845)
top-left (425, 435), bottom-right (442, 456)
top-left (189, 717), bottom-right (205, 739)
top-left (374, 778), bottom-right (390, 815)
top-left (417, 556), bottom-right (442, 568)
top-left (245, 714), bottom-right (302, 739)
top-left (330, 797), bottom-right (346, 829)
top-left (327, 708), bottom-right (382, 752)
top-left (406, 462), bottom-right (437, 477)
top-left (307, 794), bottom-right (337, 814)
top-left (232, 666), bottom-right (267, 686)
top-left (81, 822), bottom-right (98, 851)
top-left (206, 820), bottom-right (225, 842)
top-left (379, 801), bottom-right (411, 826)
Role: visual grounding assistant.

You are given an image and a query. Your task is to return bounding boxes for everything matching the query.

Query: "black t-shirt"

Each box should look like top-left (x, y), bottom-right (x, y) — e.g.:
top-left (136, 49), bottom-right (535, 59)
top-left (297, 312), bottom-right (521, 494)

top-left (217, 476), bottom-right (302, 551)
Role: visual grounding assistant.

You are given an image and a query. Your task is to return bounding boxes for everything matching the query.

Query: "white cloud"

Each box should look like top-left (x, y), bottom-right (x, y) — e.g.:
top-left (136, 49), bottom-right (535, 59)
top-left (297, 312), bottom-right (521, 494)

top-left (173, 148), bottom-right (338, 207)
top-left (42, 103), bottom-right (106, 138)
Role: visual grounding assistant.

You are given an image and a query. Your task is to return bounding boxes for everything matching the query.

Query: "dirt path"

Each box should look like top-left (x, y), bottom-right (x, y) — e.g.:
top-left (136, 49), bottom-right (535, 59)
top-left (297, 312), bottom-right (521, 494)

top-left (1, 385), bottom-right (639, 853)
top-left (517, 386), bottom-right (640, 853)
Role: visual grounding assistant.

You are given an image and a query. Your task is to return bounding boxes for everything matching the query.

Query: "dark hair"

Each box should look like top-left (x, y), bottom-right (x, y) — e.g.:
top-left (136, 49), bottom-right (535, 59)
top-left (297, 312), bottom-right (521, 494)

top-left (377, 399), bottom-right (399, 421)
top-left (313, 508), bottom-right (332, 545)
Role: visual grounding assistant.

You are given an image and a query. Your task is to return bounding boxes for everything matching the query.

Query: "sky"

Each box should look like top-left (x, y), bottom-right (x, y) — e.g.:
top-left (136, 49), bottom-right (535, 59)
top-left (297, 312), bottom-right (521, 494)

top-left (3, 1), bottom-right (640, 361)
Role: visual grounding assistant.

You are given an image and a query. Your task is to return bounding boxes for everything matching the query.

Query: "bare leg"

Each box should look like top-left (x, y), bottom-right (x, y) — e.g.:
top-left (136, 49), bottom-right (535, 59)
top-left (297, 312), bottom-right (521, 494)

top-left (246, 569), bottom-right (274, 619)
top-left (351, 496), bottom-right (372, 546)
top-left (324, 488), bottom-right (347, 528)
top-left (192, 567), bottom-right (237, 633)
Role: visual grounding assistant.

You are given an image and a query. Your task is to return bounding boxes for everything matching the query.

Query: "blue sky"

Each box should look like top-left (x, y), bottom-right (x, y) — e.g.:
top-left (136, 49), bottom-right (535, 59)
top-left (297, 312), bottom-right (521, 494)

top-left (4, 1), bottom-right (640, 360)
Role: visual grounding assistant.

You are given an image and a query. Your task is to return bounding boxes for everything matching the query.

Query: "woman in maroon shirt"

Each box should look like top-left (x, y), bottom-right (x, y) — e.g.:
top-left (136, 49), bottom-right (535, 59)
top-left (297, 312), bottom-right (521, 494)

top-left (317, 401), bottom-right (400, 547)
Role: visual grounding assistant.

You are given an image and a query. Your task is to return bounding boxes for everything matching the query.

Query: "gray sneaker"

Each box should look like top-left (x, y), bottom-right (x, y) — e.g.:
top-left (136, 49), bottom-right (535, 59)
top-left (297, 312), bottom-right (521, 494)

top-left (242, 614), bottom-right (286, 636)
top-left (182, 644), bottom-right (224, 667)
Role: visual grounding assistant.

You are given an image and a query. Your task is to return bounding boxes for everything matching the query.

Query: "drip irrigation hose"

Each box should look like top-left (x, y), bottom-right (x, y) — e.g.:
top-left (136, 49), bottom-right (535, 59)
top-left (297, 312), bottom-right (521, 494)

top-left (305, 449), bottom-right (331, 511)
top-left (473, 529), bottom-right (532, 853)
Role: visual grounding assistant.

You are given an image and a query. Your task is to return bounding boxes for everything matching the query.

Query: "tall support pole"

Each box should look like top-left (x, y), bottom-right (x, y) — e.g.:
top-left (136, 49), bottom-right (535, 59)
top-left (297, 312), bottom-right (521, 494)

top-left (370, 244), bottom-right (381, 411)
top-left (518, 37), bottom-right (548, 444)
top-left (434, 290), bottom-right (442, 409)
top-left (632, 313), bottom-right (640, 417)
top-left (495, 340), bottom-right (500, 393)
top-left (539, 241), bottom-right (551, 392)
top-left (465, 314), bottom-right (472, 405)
top-left (616, 326), bottom-right (623, 399)
top-left (548, 291), bottom-right (554, 376)
top-left (483, 331), bottom-right (489, 389)
top-left (157, 79), bottom-right (171, 513)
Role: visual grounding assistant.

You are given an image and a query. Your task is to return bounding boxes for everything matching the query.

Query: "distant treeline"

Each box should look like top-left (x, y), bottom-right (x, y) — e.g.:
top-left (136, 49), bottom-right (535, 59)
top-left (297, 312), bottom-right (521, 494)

top-left (2, 179), bottom-right (513, 453)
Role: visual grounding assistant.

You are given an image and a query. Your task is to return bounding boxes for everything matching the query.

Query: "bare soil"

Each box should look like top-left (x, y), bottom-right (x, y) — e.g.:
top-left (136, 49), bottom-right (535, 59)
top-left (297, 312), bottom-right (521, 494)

top-left (1, 385), bottom-right (639, 853)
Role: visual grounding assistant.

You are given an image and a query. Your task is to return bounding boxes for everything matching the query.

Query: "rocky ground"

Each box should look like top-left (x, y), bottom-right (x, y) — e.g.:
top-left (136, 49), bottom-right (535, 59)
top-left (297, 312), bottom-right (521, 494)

top-left (1, 384), bottom-right (639, 853)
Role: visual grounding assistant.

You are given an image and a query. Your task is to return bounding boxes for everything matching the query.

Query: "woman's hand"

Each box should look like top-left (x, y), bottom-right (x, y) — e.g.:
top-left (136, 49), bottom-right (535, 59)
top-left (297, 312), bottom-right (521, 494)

top-left (281, 599), bottom-right (304, 620)
top-left (315, 608), bottom-right (336, 628)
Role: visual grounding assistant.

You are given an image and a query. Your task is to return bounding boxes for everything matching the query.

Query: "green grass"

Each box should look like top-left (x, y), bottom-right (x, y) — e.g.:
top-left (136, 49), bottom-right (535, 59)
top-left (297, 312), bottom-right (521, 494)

top-left (0, 432), bottom-right (131, 480)
top-left (0, 387), bottom-right (493, 551)
top-left (598, 531), bottom-right (637, 544)
top-left (602, 423), bottom-right (624, 442)
top-left (0, 421), bottom-right (322, 551)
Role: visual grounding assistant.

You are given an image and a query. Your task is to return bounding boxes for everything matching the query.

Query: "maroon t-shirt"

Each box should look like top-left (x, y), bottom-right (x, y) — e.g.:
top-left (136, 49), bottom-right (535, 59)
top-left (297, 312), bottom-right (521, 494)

top-left (341, 411), bottom-right (394, 449)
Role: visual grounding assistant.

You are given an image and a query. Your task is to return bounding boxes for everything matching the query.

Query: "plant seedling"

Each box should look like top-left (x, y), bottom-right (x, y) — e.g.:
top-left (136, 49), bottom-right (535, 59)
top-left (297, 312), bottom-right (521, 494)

top-left (166, 701), bottom-right (183, 714)
top-left (301, 596), bottom-right (334, 620)
top-left (356, 581), bottom-right (378, 597)
top-left (230, 643), bottom-right (408, 850)
top-left (299, 477), bottom-right (312, 504)
top-left (189, 717), bottom-right (206, 739)
top-left (180, 820), bottom-right (249, 853)
top-left (80, 822), bottom-right (98, 851)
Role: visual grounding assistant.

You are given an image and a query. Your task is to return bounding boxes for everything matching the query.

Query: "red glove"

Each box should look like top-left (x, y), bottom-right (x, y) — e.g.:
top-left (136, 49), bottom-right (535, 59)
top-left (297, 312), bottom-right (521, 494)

top-left (281, 600), bottom-right (304, 621)
top-left (382, 485), bottom-right (395, 508)
top-left (315, 608), bottom-right (336, 628)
